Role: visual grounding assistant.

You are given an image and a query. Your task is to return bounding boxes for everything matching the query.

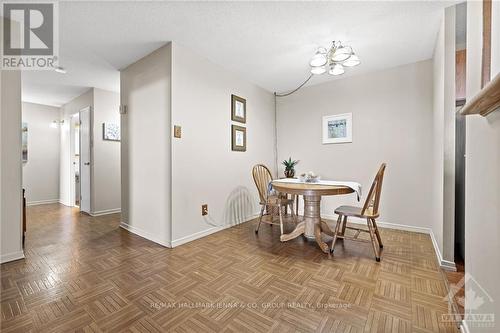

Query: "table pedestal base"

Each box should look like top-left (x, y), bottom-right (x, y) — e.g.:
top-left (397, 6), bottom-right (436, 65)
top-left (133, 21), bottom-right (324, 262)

top-left (280, 195), bottom-right (335, 253)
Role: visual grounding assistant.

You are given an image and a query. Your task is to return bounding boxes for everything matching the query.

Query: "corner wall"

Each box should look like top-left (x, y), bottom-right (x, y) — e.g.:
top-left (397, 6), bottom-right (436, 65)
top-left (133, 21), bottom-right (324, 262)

top-left (22, 102), bottom-right (60, 205)
top-left (120, 44), bottom-right (172, 246)
top-left (0, 70), bottom-right (24, 263)
top-left (431, 6), bottom-right (457, 269)
top-left (92, 88), bottom-right (121, 214)
top-left (170, 42), bottom-right (275, 245)
top-left (119, 42), bottom-right (276, 247)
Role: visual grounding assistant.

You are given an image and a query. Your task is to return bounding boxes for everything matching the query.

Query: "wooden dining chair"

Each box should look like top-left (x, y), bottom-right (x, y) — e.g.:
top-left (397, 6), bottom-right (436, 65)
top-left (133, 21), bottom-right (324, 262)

top-left (252, 164), bottom-right (297, 237)
top-left (330, 164), bottom-right (386, 261)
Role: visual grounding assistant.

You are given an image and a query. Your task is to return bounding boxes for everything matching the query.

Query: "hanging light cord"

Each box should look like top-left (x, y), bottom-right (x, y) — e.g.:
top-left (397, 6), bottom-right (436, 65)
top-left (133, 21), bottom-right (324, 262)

top-left (275, 73), bottom-right (314, 97)
top-left (273, 73), bottom-right (314, 177)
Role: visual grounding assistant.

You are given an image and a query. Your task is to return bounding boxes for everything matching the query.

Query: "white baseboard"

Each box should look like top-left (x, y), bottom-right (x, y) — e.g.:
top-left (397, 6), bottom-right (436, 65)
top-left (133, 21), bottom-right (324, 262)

top-left (90, 208), bottom-right (121, 217)
top-left (428, 228), bottom-right (457, 271)
top-left (171, 226), bottom-right (224, 247)
top-left (58, 199), bottom-right (73, 207)
top-left (119, 221), bottom-right (171, 248)
top-left (460, 320), bottom-right (470, 333)
top-left (322, 213), bottom-right (431, 234)
top-left (0, 250), bottom-right (25, 264)
top-left (320, 212), bottom-right (456, 271)
top-left (121, 213), bottom-right (259, 249)
top-left (171, 213), bottom-right (259, 247)
top-left (27, 199), bottom-right (60, 206)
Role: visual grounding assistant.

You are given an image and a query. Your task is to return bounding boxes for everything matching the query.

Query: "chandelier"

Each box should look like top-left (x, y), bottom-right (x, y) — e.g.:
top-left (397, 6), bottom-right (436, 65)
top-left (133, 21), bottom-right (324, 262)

top-left (309, 41), bottom-right (360, 76)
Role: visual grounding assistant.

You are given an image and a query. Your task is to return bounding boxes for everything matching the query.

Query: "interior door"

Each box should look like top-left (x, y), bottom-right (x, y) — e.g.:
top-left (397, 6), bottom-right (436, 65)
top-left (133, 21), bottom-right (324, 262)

top-left (80, 107), bottom-right (91, 214)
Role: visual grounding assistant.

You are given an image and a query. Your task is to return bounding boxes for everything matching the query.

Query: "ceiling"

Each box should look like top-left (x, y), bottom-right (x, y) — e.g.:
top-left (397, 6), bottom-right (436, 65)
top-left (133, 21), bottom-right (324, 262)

top-left (22, 1), bottom-right (456, 107)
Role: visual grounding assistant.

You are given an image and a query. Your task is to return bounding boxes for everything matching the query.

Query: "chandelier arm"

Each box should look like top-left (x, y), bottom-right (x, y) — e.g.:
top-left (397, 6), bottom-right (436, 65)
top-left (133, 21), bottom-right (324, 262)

top-left (275, 73), bottom-right (314, 97)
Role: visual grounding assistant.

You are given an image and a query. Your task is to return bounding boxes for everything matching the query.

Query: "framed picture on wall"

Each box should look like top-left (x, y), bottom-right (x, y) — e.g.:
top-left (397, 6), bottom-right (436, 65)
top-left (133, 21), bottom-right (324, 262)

top-left (102, 123), bottom-right (121, 141)
top-left (231, 94), bottom-right (246, 123)
top-left (231, 125), bottom-right (246, 151)
top-left (322, 113), bottom-right (353, 144)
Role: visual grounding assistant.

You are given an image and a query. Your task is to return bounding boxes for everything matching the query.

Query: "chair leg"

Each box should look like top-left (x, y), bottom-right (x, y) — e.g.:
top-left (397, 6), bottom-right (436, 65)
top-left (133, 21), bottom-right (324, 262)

top-left (367, 218), bottom-right (381, 261)
top-left (269, 205), bottom-right (275, 227)
top-left (255, 204), bottom-right (265, 234)
top-left (341, 215), bottom-right (347, 235)
top-left (278, 205), bottom-right (284, 237)
top-left (330, 214), bottom-right (343, 254)
top-left (371, 218), bottom-right (383, 248)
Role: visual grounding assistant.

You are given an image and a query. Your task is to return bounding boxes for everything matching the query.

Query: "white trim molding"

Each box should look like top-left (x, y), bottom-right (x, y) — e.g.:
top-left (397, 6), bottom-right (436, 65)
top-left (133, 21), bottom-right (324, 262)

top-left (171, 226), bottom-right (225, 248)
top-left (0, 250), bottom-right (25, 264)
top-left (119, 222), bottom-right (171, 248)
top-left (58, 199), bottom-right (73, 207)
top-left (171, 213), bottom-right (259, 247)
top-left (460, 320), bottom-right (470, 333)
top-left (318, 213), bottom-right (430, 233)
top-left (120, 213), bottom-right (259, 249)
top-left (429, 228), bottom-right (457, 271)
top-left (89, 208), bottom-right (121, 217)
top-left (27, 199), bottom-right (60, 206)
top-left (319, 212), bottom-right (456, 271)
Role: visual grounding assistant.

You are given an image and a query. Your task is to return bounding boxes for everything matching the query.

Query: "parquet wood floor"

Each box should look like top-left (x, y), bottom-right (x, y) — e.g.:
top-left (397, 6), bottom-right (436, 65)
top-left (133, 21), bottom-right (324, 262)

top-left (1, 204), bottom-right (459, 332)
top-left (444, 260), bottom-right (465, 320)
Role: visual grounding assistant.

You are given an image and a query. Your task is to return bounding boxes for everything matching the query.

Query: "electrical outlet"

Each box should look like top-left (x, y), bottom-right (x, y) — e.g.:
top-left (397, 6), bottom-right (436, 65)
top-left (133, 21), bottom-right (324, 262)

top-left (201, 204), bottom-right (208, 216)
top-left (174, 125), bottom-right (182, 138)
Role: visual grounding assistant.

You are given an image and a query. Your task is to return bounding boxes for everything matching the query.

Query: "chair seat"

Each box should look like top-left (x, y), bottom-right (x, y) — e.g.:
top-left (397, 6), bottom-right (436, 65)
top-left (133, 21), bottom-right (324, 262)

top-left (261, 195), bottom-right (294, 206)
top-left (334, 205), bottom-right (379, 218)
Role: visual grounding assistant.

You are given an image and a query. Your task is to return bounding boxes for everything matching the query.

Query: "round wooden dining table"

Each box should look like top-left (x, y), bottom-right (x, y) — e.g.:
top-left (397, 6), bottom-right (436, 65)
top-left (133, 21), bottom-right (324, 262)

top-left (271, 181), bottom-right (354, 253)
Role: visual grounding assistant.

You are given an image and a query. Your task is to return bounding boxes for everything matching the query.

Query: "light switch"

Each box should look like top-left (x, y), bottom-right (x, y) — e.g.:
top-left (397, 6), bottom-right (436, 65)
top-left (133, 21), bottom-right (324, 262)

top-left (174, 125), bottom-right (181, 138)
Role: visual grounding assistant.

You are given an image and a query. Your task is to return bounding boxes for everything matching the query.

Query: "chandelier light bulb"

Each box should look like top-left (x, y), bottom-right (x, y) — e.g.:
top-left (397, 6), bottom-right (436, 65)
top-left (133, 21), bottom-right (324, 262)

top-left (310, 65), bottom-right (326, 75)
top-left (309, 48), bottom-right (328, 67)
top-left (329, 64), bottom-right (345, 76)
top-left (343, 54), bottom-right (360, 67)
top-left (331, 46), bottom-right (352, 62)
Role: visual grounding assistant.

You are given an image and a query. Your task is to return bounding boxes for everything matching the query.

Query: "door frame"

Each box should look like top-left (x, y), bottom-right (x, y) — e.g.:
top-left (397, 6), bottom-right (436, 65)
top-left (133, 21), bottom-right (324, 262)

top-left (454, 103), bottom-right (466, 262)
top-left (78, 106), bottom-right (93, 214)
top-left (69, 113), bottom-right (79, 208)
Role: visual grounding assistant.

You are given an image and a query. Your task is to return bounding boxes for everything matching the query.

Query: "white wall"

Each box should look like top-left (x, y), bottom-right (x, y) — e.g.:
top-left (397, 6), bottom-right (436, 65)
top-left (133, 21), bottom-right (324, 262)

top-left (120, 44), bottom-right (172, 246)
top-left (463, 2), bottom-right (500, 331)
top-left (277, 60), bottom-right (434, 230)
top-left (22, 102), bottom-right (60, 205)
top-left (60, 89), bottom-right (93, 207)
top-left (431, 7), bottom-right (456, 268)
top-left (432, 17), bottom-right (445, 260)
top-left (92, 88), bottom-right (121, 214)
top-left (170, 42), bottom-right (275, 245)
top-left (0, 70), bottom-right (24, 263)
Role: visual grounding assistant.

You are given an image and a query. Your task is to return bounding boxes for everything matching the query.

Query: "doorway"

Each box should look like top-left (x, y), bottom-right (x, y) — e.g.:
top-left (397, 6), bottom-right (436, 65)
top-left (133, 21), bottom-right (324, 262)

top-left (73, 113), bottom-right (80, 207)
top-left (69, 107), bottom-right (91, 214)
top-left (79, 107), bottom-right (91, 214)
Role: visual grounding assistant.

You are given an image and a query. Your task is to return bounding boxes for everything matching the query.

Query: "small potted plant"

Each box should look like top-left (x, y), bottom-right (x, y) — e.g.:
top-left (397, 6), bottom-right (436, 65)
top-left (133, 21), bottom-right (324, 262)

top-left (282, 157), bottom-right (299, 178)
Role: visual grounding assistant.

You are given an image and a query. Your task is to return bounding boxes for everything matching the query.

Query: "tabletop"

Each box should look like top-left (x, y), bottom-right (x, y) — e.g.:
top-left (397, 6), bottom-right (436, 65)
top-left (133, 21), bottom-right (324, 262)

top-left (271, 180), bottom-right (354, 197)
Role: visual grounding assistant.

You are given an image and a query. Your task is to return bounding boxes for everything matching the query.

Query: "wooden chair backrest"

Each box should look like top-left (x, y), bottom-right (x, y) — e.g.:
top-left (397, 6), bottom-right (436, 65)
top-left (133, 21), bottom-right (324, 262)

top-left (361, 163), bottom-right (387, 217)
top-left (252, 164), bottom-right (273, 203)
